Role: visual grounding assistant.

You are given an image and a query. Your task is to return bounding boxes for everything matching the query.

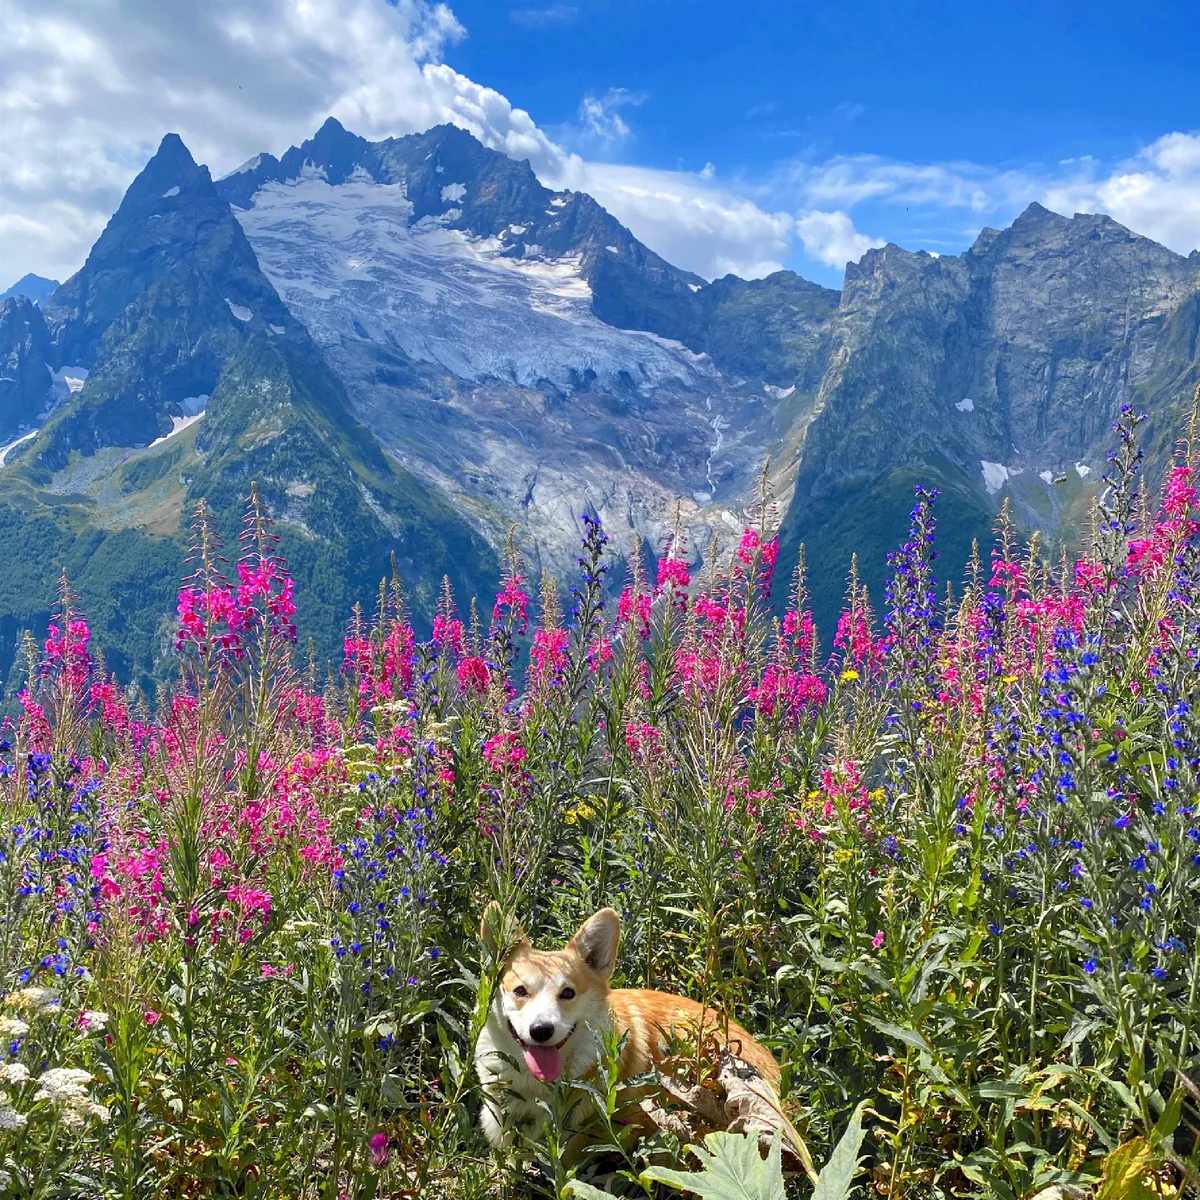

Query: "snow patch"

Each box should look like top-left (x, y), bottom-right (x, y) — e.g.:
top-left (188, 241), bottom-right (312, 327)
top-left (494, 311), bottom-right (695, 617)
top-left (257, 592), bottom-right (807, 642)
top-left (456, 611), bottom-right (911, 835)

top-left (0, 429), bottom-right (37, 466)
top-left (268, 323), bottom-right (286, 335)
top-left (550, 196), bottom-right (567, 208)
top-left (507, 225), bottom-right (527, 235)
top-left (763, 383), bottom-right (796, 400)
top-left (149, 411), bottom-right (205, 448)
top-left (688, 282), bottom-right (701, 292)
top-left (440, 183), bottom-right (466, 203)
top-left (605, 245), bottom-right (619, 254)
top-left (981, 461), bottom-right (1011, 495)
top-left (233, 174), bottom-right (717, 393)
top-left (48, 364), bottom-right (89, 396)
top-left (224, 154), bottom-right (264, 178)
top-left (226, 299), bottom-right (253, 322)
top-left (162, 186), bottom-right (180, 198)
top-left (1075, 462), bottom-right (1091, 478)
top-left (1040, 470), bottom-right (1054, 484)
top-left (47, 365), bottom-right (88, 407)
top-left (147, 394), bottom-right (208, 448)
top-left (955, 397), bottom-right (974, 412)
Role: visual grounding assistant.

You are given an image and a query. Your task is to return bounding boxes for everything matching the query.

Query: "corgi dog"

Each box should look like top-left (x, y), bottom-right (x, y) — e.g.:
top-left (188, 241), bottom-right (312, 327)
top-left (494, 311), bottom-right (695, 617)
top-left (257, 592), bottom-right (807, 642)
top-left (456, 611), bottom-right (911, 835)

top-left (475, 904), bottom-right (780, 1151)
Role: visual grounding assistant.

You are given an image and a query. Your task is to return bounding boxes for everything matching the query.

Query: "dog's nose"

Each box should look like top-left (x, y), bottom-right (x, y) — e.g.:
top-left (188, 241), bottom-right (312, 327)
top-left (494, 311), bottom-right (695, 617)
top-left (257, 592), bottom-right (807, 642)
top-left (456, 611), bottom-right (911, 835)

top-left (528, 1022), bottom-right (555, 1044)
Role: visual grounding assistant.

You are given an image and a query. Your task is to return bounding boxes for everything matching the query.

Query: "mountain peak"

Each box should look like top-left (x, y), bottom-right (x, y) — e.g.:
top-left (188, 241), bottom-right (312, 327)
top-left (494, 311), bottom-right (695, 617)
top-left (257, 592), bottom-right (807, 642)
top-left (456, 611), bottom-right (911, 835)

top-left (155, 131), bottom-right (195, 165)
top-left (0, 273), bottom-right (59, 307)
top-left (316, 115), bottom-right (348, 137)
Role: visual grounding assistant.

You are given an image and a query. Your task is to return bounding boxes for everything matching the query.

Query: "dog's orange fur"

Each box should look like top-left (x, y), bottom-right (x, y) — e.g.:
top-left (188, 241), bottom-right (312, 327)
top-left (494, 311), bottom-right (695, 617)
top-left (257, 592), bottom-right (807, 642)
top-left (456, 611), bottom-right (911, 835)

top-left (607, 987), bottom-right (781, 1084)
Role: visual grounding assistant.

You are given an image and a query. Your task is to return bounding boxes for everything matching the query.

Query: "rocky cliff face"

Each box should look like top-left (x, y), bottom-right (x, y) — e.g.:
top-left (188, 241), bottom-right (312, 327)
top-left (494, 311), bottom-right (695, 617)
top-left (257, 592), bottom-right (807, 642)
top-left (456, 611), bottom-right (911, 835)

top-left (0, 297), bottom-right (54, 445)
top-left (778, 203), bottom-right (1200, 621)
top-left (2, 120), bottom-right (1200, 685)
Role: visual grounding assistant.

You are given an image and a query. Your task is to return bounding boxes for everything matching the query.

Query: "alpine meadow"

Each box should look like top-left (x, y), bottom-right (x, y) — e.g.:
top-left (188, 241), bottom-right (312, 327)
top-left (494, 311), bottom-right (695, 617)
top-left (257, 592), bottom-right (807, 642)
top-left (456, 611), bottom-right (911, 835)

top-left (3, 3), bottom-right (1200, 1196)
top-left (0, 401), bottom-right (1197, 1197)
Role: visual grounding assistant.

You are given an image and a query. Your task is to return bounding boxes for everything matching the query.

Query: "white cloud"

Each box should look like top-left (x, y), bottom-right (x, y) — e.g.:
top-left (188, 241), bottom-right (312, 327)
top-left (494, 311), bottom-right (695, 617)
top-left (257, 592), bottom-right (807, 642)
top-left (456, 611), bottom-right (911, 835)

top-left (780, 133), bottom-right (1200, 260)
top-left (508, 4), bottom-right (579, 28)
top-left (1042, 133), bottom-right (1200, 257)
top-left (0, 0), bottom-right (801, 284)
top-left (553, 160), bottom-right (795, 279)
top-left (575, 88), bottom-right (642, 150)
top-left (795, 209), bottom-right (884, 268)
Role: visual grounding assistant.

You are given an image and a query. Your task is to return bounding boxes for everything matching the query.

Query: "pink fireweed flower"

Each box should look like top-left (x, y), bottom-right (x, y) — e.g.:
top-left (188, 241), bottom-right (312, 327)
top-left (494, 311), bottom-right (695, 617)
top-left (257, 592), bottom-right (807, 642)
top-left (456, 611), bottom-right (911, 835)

top-left (872, 930), bottom-right (885, 951)
top-left (43, 617), bottom-right (91, 688)
top-left (656, 556), bottom-right (690, 595)
top-left (482, 731), bottom-right (528, 776)
top-left (369, 1132), bottom-right (390, 1169)
top-left (736, 530), bottom-right (780, 592)
top-left (529, 627), bottom-right (569, 687)
top-left (144, 1010), bottom-right (161, 1026)
top-left (616, 586), bottom-right (652, 638)
top-left (432, 614), bottom-right (465, 655)
top-left (456, 656), bottom-right (490, 695)
top-left (492, 575), bottom-right (529, 633)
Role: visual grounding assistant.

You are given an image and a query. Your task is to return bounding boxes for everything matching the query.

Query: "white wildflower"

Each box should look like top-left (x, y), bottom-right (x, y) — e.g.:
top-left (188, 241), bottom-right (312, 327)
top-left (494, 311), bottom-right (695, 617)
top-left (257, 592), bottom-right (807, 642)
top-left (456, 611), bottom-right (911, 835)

top-left (34, 1067), bottom-right (107, 1126)
top-left (0, 1169), bottom-right (11, 1187)
top-left (35, 1067), bottom-right (93, 1104)
top-left (79, 1010), bottom-right (109, 1032)
top-left (0, 1063), bottom-right (30, 1084)
top-left (0, 1105), bottom-right (26, 1130)
top-left (0, 1018), bottom-right (27, 1038)
top-left (90, 1102), bottom-right (111, 1123)
top-left (5, 986), bottom-right (60, 1014)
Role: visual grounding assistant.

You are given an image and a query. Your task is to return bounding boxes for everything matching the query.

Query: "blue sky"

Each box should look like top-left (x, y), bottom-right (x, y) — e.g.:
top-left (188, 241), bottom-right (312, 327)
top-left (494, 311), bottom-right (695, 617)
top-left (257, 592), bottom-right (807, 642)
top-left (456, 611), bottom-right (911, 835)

top-left (442, 0), bottom-right (1200, 284)
top-left (3, 0), bottom-right (1199, 288)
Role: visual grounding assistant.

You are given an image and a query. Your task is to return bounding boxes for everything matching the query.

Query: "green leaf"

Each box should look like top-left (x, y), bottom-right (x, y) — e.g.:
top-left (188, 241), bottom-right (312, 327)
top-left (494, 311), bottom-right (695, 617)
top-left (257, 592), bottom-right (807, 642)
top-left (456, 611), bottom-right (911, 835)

top-left (1153, 1085), bottom-right (1184, 1143)
top-left (812, 1100), bottom-right (869, 1200)
top-left (970, 1080), bottom-right (1029, 1101)
top-left (641, 1130), bottom-right (786, 1200)
top-left (563, 1183), bottom-right (619, 1199)
top-left (1095, 1137), bottom-right (1172, 1200)
top-left (867, 1019), bottom-right (933, 1056)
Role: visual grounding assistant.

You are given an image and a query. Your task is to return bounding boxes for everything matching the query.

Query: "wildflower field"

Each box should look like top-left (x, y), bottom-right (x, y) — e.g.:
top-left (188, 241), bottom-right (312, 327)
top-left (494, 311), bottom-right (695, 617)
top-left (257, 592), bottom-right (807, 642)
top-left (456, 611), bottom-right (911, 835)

top-left (0, 409), bottom-right (1197, 1199)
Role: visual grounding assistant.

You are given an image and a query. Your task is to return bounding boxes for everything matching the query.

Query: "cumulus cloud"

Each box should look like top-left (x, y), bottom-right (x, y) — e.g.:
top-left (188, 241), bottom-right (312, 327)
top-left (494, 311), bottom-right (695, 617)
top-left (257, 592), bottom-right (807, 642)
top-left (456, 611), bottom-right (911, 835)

top-left (780, 134), bottom-right (1200, 260)
top-left (576, 88), bottom-right (642, 150)
top-left (0, 0), bottom-right (471, 280)
top-left (0, 0), bottom-right (795, 284)
top-left (1042, 133), bottom-right (1200, 257)
top-left (555, 160), bottom-right (795, 279)
top-left (795, 209), bottom-right (885, 268)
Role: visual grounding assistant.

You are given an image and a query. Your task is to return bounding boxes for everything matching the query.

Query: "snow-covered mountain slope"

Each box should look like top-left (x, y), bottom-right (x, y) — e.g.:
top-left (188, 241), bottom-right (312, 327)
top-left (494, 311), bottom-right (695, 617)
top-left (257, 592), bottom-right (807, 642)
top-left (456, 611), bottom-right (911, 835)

top-left (233, 169), bottom-right (785, 577)
top-left (235, 172), bottom-right (716, 394)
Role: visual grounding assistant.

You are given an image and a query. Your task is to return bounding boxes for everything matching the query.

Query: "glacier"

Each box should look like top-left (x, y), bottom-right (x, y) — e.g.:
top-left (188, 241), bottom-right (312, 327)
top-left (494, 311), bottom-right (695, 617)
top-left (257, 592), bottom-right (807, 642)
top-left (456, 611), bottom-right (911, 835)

top-left (233, 174), bottom-right (717, 394)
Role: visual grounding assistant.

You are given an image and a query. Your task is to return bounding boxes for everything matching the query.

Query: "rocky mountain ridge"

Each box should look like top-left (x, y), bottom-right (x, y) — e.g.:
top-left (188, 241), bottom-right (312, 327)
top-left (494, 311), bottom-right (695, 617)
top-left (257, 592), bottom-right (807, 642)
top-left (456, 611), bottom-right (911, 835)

top-left (1, 119), bottom-right (1199, 692)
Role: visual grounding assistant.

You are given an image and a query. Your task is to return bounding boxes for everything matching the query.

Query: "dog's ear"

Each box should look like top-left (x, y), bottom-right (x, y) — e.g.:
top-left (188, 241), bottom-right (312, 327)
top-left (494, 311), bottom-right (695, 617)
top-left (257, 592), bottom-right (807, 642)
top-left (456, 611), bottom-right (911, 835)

top-left (480, 901), bottom-right (526, 960)
top-left (570, 908), bottom-right (620, 979)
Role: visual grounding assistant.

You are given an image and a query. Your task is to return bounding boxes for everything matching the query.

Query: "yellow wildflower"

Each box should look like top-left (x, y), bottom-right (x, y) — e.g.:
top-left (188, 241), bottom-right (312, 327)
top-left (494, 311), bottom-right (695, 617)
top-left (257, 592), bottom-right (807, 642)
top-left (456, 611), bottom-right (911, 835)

top-left (840, 669), bottom-right (860, 683)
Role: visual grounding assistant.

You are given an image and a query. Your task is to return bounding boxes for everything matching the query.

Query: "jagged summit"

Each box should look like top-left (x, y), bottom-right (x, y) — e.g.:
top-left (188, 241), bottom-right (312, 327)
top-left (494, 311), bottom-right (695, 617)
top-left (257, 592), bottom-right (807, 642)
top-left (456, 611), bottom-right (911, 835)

top-left (0, 274), bottom-right (59, 308)
top-left (2, 116), bottom-right (1199, 697)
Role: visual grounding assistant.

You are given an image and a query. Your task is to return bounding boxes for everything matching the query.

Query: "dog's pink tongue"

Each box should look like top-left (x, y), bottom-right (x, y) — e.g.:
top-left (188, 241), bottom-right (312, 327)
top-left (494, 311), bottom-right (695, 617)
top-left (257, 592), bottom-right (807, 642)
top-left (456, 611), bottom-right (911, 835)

top-left (524, 1043), bottom-right (562, 1083)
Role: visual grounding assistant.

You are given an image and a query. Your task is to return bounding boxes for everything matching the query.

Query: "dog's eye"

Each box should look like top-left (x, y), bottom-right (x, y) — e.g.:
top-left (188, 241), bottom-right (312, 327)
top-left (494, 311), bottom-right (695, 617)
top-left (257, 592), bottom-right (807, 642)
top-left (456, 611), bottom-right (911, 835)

top-left (559, 987), bottom-right (575, 1000)
top-left (512, 985), bottom-right (528, 998)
